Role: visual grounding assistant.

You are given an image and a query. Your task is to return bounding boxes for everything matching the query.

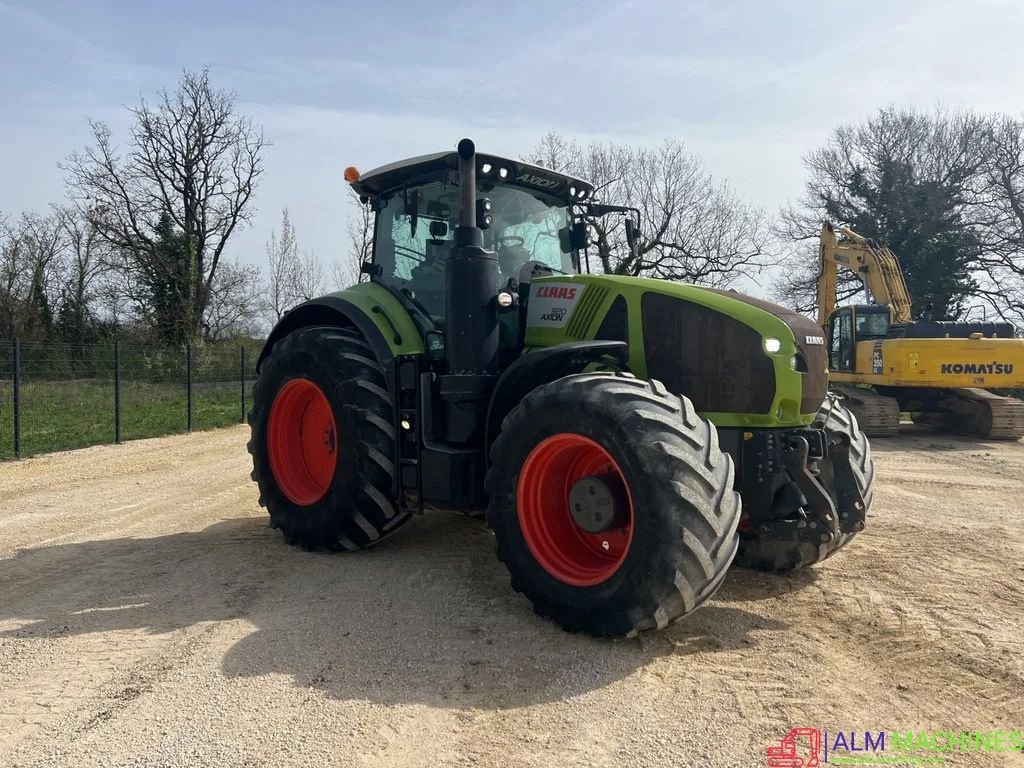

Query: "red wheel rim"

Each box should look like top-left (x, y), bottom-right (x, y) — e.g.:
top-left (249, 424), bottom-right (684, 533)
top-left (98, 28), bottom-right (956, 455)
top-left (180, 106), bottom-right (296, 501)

top-left (268, 378), bottom-right (338, 506)
top-left (517, 434), bottom-right (635, 586)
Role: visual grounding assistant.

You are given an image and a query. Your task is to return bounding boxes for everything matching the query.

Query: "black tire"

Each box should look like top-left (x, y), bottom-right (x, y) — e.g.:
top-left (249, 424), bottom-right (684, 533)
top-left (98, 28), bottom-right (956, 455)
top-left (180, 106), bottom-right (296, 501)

top-left (735, 394), bottom-right (874, 571)
top-left (485, 373), bottom-right (741, 638)
top-left (813, 393), bottom-right (874, 555)
top-left (247, 325), bottom-right (411, 550)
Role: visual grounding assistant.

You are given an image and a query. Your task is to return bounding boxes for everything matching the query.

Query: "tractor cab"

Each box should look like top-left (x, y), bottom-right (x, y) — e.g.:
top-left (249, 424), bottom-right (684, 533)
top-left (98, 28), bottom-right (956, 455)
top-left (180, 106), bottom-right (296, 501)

top-left (349, 151), bottom-right (636, 359)
top-left (352, 152), bottom-right (590, 316)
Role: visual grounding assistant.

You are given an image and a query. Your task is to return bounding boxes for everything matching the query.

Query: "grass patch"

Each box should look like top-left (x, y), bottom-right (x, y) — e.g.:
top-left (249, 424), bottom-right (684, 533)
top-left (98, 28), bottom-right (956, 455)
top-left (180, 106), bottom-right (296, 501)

top-left (0, 378), bottom-right (248, 460)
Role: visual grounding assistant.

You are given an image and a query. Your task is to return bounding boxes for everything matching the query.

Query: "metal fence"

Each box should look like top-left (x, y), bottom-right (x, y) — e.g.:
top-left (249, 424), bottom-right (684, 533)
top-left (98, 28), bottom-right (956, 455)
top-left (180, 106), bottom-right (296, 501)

top-left (0, 339), bottom-right (262, 460)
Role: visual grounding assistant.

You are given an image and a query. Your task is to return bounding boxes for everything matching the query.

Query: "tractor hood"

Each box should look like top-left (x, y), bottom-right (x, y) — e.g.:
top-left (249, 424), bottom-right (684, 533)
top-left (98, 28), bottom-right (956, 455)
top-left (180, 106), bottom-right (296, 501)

top-left (523, 275), bottom-right (829, 428)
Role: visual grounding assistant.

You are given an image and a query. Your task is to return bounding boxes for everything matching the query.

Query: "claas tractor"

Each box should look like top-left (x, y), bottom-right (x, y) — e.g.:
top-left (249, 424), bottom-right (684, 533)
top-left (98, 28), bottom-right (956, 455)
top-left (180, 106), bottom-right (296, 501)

top-left (248, 139), bottom-right (875, 637)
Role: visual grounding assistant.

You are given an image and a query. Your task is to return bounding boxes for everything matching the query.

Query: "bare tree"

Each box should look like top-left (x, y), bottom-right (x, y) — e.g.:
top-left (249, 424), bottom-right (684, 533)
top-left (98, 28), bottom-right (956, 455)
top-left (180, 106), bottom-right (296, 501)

top-left (265, 208), bottom-right (300, 322)
top-left (204, 260), bottom-right (264, 340)
top-left (526, 134), bottom-right (771, 288)
top-left (529, 130), bottom-right (584, 175)
top-left (294, 249), bottom-right (325, 302)
top-left (335, 191), bottom-right (372, 289)
top-left (0, 210), bottom-right (68, 339)
top-left (264, 207), bottom-right (327, 322)
top-left (0, 212), bottom-right (29, 338)
top-left (53, 207), bottom-right (108, 344)
top-left (61, 67), bottom-right (265, 344)
top-left (970, 114), bottom-right (1024, 327)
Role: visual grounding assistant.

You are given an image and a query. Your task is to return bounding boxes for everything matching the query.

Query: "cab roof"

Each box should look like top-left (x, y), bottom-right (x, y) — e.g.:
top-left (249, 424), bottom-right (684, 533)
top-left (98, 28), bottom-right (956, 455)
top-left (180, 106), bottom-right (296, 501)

top-left (349, 150), bottom-right (596, 203)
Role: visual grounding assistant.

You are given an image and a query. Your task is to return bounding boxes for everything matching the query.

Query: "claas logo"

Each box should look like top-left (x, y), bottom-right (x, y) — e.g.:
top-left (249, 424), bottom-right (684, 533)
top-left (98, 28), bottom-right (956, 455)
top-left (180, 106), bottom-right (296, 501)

top-left (536, 286), bottom-right (578, 300)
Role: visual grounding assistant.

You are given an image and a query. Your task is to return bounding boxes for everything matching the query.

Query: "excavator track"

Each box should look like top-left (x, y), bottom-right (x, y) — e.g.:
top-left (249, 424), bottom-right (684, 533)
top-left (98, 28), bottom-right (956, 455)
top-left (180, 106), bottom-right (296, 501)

top-left (830, 385), bottom-right (900, 437)
top-left (912, 388), bottom-right (1024, 441)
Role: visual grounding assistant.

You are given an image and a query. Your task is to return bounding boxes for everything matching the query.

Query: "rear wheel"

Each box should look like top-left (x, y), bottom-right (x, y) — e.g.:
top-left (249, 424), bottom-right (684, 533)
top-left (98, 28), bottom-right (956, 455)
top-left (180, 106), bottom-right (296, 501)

top-left (735, 395), bottom-right (874, 571)
top-left (486, 373), bottom-right (741, 637)
top-left (248, 325), bottom-right (411, 550)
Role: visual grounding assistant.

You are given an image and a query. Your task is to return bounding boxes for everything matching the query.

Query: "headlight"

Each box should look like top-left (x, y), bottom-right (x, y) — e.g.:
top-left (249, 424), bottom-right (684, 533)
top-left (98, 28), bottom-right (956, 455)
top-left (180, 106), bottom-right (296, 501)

top-left (764, 337), bottom-right (782, 354)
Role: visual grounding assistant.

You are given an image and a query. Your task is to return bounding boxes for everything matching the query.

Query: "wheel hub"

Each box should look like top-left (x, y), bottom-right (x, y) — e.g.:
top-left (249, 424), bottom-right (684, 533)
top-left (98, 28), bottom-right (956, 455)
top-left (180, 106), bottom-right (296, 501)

top-left (267, 378), bottom-right (338, 506)
top-left (516, 433), bottom-right (635, 586)
top-left (569, 474), bottom-right (627, 533)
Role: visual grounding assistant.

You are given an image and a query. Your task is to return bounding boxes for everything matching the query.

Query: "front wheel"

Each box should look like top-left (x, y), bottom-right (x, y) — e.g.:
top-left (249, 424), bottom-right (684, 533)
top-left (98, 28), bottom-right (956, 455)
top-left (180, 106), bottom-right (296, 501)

top-left (485, 374), bottom-right (741, 637)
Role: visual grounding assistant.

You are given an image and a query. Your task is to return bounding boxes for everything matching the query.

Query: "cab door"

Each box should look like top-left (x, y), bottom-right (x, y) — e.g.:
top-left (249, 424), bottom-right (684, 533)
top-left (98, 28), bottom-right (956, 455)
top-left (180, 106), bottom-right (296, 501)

top-left (827, 307), bottom-right (855, 372)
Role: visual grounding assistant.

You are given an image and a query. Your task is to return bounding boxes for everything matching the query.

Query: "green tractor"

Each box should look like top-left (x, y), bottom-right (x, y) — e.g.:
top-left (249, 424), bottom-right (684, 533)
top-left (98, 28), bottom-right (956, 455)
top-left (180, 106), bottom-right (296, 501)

top-left (248, 139), bottom-right (874, 637)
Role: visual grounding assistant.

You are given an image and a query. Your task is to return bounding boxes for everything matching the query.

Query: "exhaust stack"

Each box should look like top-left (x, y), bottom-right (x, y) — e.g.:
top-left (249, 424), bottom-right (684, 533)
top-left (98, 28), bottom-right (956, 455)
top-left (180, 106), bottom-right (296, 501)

top-left (445, 138), bottom-right (499, 375)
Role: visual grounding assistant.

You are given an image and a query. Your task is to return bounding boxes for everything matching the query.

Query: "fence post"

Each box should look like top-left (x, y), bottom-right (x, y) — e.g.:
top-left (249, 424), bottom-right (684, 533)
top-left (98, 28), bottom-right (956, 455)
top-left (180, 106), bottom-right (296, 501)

top-left (12, 338), bottom-right (21, 459)
top-left (114, 339), bottom-right (122, 444)
top-left (186, 343), bottom-right (193, 433)
top-left (240, 346), bottom-right (246, 424)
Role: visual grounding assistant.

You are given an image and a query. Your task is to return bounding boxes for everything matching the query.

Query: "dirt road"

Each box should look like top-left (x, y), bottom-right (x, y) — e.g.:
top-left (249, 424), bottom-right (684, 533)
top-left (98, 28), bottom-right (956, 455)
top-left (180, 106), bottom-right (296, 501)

top-left (1, 426), bottom-right (1022, 767)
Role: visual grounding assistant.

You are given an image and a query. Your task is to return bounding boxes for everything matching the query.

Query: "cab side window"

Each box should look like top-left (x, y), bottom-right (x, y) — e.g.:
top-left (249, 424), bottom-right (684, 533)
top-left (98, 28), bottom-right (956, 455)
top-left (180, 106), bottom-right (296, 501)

top-left (373, 183), bottom-right (455, 318)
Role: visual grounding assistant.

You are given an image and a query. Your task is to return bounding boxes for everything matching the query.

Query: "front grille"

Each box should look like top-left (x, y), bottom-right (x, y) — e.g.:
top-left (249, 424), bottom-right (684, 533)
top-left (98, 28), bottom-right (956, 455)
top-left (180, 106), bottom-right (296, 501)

top-left (699, 287), bottom-right (828, 416)
top-left (641, 292), bottom-right (776, 414)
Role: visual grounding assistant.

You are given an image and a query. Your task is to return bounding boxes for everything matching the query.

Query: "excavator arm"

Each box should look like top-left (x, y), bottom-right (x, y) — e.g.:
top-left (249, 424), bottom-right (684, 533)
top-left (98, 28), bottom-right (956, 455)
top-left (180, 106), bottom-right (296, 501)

top-left (817, 222), bottom-right (913, 326)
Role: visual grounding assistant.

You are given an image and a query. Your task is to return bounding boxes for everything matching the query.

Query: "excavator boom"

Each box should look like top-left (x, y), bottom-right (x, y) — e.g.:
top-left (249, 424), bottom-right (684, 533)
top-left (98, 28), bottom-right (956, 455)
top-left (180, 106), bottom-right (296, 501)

top-left (818, 222), bottom-right (913, 325)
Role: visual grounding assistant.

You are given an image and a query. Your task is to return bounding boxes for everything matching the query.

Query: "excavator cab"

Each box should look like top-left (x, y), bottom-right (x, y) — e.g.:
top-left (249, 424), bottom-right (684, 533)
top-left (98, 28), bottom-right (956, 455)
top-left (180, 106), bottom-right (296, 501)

top-left (827, 305), bottom-right (890, 373)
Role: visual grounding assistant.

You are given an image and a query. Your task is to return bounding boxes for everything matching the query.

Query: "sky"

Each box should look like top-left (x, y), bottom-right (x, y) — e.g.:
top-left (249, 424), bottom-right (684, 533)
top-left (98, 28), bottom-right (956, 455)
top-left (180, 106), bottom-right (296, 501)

top-left (2, 0), bottom-right (1024, 294)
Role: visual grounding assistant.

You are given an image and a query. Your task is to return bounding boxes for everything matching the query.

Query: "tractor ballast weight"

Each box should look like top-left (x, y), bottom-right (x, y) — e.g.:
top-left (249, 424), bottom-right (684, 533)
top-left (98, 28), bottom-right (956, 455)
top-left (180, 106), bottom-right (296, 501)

top-left (248, 138), bottom-right (876, 637)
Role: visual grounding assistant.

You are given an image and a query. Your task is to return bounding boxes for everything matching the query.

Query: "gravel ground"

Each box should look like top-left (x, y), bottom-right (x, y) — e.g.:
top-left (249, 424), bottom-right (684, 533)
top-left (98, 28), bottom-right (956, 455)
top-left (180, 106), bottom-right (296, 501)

top-left (1, 425), bottom-right (1022, 767)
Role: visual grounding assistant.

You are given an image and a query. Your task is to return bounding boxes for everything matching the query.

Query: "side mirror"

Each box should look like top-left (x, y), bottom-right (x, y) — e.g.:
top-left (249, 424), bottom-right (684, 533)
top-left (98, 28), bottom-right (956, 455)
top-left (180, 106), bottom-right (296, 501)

top-left (404, 189), bottom-right (421, 237)
top-left (570, 220), bottom-right (588, 251)
top-left (625, 218), bottom-right (640, 259)
top-left (558, 225), bottom-right (572, 253)
top-left (429, 220), bottom-right (448, 239)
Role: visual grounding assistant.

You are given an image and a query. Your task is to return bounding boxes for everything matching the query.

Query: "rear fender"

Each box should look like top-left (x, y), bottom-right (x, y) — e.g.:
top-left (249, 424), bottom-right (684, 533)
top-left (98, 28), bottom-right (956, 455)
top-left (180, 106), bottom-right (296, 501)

top-left (258, 285), bottom-right (425, 391)
top-left (258, 296), bottom-right (393, 372)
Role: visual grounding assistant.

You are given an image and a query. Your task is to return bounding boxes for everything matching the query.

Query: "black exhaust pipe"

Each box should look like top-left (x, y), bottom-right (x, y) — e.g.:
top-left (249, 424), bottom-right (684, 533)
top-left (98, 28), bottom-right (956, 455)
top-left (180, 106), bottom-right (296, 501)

top-left (445, 138), bottom-right (499, 375)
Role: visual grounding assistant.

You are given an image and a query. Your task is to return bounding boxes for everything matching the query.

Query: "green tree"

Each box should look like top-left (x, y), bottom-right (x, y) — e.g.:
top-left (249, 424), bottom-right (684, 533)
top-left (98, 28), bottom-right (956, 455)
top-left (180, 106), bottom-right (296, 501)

top-left (826, 159), bottom-right (978, 318)
top-left (141, 213), bottom-right (191, 343)
top-left (776, 106), bottom-right (988, 320)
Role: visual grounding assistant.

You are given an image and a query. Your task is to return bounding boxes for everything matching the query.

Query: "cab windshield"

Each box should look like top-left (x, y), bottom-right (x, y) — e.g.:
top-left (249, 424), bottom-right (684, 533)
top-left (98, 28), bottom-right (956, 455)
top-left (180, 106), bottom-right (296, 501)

top-left (372, 180), bottom-right (574, 318)
top-left (855, 307), bottom-right (890, 339)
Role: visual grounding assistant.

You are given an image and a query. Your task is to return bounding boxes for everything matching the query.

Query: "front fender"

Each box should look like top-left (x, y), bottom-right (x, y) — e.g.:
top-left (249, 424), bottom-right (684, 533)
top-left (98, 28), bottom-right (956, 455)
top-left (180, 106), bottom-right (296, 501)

top-left (484, 341), bottom-right (629, 462)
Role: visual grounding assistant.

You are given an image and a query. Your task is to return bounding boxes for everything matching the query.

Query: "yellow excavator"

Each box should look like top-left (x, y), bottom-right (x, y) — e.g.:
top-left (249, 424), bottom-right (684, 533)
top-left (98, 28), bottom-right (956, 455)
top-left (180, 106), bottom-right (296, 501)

top-left (817, 221), bottom-right (1024, 439)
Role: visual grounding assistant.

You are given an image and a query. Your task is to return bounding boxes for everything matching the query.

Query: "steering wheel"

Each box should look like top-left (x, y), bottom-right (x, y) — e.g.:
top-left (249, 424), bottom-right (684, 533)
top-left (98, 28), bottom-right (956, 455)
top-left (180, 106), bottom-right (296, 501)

top-left (495, 235), bottom-right (525, 249)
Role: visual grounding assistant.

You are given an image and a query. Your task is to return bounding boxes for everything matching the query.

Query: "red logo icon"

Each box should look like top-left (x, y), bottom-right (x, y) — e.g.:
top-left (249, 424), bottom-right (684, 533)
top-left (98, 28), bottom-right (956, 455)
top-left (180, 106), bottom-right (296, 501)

top-left (535, 286), bottom-right (577, 300)
top-left (767, 728), bottom-right (822, 767)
